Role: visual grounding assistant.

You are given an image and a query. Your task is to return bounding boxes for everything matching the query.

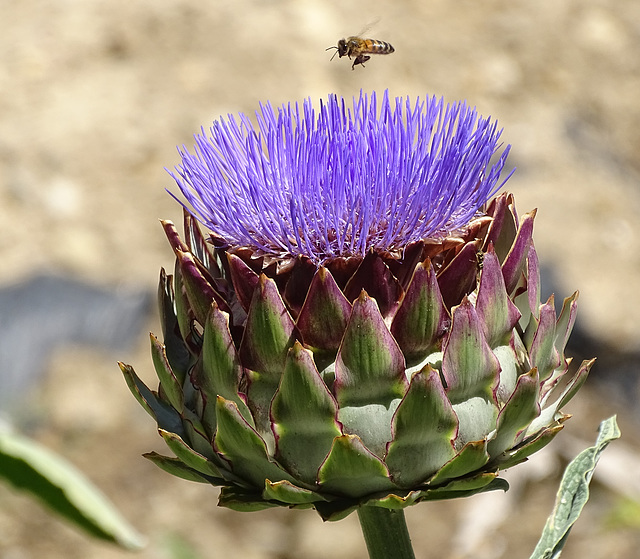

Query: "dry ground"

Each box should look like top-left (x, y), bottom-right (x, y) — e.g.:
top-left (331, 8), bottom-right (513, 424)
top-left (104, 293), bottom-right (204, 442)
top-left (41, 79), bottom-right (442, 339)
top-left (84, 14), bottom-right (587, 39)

top-left (1, 1), bottom-right (640, 558)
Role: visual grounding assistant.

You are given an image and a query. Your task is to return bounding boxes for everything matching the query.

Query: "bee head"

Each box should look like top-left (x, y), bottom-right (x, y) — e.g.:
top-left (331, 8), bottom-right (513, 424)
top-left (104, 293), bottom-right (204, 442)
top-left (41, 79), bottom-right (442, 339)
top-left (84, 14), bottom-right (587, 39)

top-left (326, 39), bottom-right (348, 61)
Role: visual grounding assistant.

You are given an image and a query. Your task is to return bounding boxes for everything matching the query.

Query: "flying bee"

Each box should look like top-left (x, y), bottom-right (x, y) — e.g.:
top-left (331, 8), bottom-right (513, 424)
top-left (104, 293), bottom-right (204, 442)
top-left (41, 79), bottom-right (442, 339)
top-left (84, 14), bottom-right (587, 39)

top-left (326, 36), bottom-right (395, 70)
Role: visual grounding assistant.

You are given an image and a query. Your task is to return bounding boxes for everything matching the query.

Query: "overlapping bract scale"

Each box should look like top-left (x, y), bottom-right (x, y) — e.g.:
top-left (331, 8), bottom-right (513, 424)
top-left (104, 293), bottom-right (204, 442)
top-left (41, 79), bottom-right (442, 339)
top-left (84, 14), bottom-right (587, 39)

top-left (121, 193), bottom-right (592, 520)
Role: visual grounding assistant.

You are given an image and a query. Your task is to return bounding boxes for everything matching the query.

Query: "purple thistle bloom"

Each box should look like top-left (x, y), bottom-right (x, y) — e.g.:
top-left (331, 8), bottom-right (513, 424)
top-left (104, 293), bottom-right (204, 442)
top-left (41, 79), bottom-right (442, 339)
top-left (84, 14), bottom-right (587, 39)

top-left (170, 90), bottom-right (512, 263)
top-left (123, 87), bottom-right (593, 529)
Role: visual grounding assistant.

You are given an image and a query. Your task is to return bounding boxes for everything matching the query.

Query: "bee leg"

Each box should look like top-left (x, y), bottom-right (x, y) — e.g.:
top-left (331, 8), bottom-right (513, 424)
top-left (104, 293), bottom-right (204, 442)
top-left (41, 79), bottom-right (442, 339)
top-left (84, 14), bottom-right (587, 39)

top-left (352, 55), bottom-right (370, 69)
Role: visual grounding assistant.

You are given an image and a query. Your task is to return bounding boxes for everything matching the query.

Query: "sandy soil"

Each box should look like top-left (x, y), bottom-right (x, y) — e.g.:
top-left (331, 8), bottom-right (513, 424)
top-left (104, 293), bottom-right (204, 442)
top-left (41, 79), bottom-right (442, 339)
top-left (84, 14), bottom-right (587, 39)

top-left (1, 1), bottom-right (639, 558)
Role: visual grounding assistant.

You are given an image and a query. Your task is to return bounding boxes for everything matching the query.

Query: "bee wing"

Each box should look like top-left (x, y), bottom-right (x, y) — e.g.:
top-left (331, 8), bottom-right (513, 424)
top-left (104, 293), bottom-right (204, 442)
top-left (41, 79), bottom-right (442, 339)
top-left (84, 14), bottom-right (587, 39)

top-left (355, 18), bottom-right (380, 38)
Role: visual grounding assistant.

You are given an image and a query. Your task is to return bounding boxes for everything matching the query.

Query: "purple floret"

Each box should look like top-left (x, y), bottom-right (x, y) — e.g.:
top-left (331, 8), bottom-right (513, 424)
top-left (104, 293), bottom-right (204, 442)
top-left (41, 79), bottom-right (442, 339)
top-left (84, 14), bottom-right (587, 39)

top-left (170, 90), bottom-right (512, 263)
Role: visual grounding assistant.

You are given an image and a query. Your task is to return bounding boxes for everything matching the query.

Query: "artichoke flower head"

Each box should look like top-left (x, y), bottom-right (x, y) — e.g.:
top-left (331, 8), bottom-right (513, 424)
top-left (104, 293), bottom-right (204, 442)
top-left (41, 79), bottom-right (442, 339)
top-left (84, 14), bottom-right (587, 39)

top-left (121, 90), bottom-right (592, 520)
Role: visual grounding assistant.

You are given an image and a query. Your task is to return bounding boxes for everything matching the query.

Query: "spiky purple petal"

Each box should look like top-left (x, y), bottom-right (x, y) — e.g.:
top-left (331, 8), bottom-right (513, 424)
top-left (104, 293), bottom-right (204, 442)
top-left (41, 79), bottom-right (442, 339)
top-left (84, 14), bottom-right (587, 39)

top-left (170, 91), bottom-right (512, 262)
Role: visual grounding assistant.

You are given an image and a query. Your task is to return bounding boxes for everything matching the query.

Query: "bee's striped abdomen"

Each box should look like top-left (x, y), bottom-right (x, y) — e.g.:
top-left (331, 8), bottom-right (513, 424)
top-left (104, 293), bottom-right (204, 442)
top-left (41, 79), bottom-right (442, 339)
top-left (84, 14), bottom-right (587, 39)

top-left (365, 39), bottom-right (395, 55)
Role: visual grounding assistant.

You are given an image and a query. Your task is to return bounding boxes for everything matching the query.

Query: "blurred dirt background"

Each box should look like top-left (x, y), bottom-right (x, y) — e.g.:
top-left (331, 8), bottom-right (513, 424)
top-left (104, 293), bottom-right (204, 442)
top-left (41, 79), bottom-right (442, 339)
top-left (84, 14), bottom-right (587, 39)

top-left (1, 0), bottom-right (640, 558)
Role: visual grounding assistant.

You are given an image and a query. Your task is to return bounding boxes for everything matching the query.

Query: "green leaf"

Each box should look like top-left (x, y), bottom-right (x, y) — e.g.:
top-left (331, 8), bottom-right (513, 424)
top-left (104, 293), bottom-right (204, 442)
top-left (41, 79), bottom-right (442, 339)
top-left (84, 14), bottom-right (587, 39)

top-left (318, 435), bottom-right (396, 498)
top-left (296, 266), bottom-right (352, 354)
top-left (119, 362), bottom-right (185, 437)
top-left (529, 416), bottom-right (621, 559)
top-left (218, 486), bottom-right (281, 512)
top-left (180, 409), bottom-right (217, 461)
top-left (334, 291), bottom-right (407, 407)
top-left (365, 490), bottom-right (421, 510)
top-left (313, 498), bottom-right (359, 521)
top-left (528, 298), bottom-right (561, 381)
top-left (271, 342), bottom-right (342, 485)
top-left (485, 193), bottom-right (517, 262)
top-left (183, 210), bottom-right (221, 279)
top-left (263, 479), bottom-right (327, 505)
top-left (390, 259), bottom-right (449, 367)
top-left (554, 291), bottom-right (579, 358)
top-left (175, 248), bottom-right (226, 325)
top-left (429, 472), bottom-right (501, 494)
top-left (491, 423), bottom-right (564, 470)
top-left (441, 297), bottom-right (500, 404)
top-left (143, 452), bottom-right (212, 484)
top-left (475, 248), bottom-right (521, 348)
top-left (157, 268), bottom-right (191, 384)
top-left (150, 333), bottom-right (185, 412)
top-left (158, 429), bottom-right (223, 479)
top-left (526, 359), bottom-right (593, 438)
top-left (239, 274), bottom-right (297, 431)
top-left (194, 302), bottom-right (252, 429)
top-left (428, 439), bottom-right (490, 485)
top-left (0, 429), bottom-right (144, 549)
top-left (338, 401), bottom-right (400, 460)
top-left (501, 209), bottom-right (535, 295)
top-left (420, 475), bottom-right (509, 502)
top-left (173, 259), bottom-right (194, 343)
top-left (452, 397), bottom-right (498, 448)
top-left (385, 366), bottom-right (458, 487)
top-left (214, 396), bottom-right (295, 488)
top-left (488, 368), bottom-right (540, 457)
top-left (526, 244), bottom-right (541, 320)
top-left (239, 274), bottom-right (297, 377)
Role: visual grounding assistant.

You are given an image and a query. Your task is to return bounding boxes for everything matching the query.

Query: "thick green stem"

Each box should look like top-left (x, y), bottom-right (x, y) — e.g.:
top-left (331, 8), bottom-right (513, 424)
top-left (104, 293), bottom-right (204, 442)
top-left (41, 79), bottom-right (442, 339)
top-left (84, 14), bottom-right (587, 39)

top-left (357, 506), bottom-right (416, 559)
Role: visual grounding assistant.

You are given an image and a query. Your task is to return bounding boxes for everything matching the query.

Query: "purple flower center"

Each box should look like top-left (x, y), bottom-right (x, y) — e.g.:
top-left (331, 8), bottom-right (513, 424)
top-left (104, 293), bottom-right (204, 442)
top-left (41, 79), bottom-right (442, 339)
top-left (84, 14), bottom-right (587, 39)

top-left (170, 90), bottom-right (512, 263)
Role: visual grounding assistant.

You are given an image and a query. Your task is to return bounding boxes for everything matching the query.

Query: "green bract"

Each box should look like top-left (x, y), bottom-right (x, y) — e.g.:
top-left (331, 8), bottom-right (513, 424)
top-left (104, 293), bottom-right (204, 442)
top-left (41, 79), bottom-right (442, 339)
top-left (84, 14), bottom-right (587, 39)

top-left (121, 193), bottom-right (592, 520)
